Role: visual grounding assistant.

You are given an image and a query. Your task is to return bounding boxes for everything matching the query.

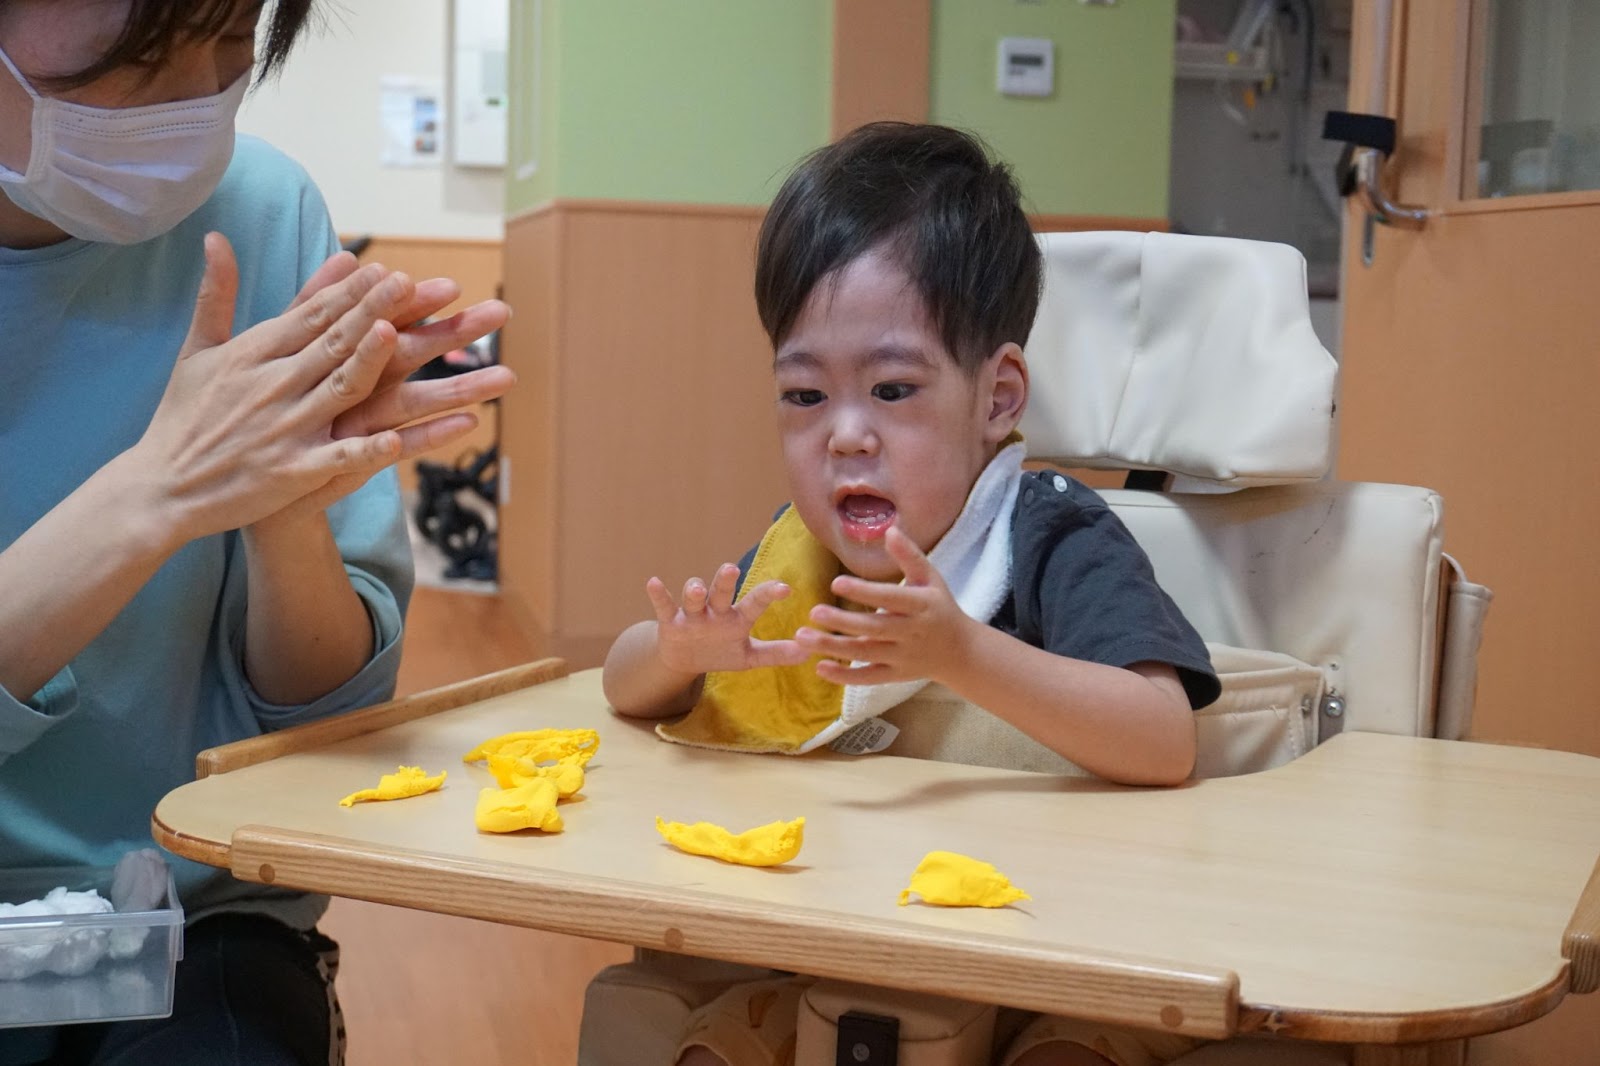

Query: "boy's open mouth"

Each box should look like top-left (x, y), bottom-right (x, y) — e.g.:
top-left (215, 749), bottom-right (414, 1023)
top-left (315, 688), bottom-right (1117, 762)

top-left (837, 492), bottom-right (895, 543)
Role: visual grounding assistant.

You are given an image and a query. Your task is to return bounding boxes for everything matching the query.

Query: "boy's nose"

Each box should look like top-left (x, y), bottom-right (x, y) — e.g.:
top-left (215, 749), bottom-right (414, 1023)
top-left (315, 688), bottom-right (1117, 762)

top-left (827, 411), bottom-right (879, 457)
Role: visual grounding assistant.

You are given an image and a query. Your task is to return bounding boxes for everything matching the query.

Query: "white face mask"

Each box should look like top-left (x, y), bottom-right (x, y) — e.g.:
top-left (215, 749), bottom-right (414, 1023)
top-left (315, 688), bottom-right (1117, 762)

top-left (0, 46), bottom-right (249, 245)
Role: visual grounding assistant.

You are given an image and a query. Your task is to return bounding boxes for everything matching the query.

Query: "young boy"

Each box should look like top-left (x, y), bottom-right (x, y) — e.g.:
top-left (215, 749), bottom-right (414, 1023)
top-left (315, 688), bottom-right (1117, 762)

top-left (603, 123), bottom-right (1219, 1066)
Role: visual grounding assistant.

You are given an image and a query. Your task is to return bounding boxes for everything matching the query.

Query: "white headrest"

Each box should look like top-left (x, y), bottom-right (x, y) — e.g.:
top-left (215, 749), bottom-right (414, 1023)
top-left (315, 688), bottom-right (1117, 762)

top-left (1019, 231), bottom-right (1338, 487)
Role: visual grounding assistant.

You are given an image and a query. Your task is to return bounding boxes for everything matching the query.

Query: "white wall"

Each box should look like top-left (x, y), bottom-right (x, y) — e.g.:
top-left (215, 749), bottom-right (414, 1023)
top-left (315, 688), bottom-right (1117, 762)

top-left (237, 0), bottom-right (504, 239)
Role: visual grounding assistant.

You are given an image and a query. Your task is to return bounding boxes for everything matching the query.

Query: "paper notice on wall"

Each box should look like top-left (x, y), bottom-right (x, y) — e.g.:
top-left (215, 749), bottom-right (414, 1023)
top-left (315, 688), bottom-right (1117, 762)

top-left (379, 76), bottom-right (444, 167)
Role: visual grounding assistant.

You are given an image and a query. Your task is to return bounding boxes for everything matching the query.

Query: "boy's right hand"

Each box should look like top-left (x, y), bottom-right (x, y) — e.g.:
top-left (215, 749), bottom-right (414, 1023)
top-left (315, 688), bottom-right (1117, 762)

top-left (646, 564), bottom-right (808, 675)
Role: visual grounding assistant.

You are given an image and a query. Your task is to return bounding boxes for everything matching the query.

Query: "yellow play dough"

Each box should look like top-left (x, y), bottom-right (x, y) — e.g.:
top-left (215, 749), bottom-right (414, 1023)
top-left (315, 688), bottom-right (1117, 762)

top-left (475, 777), bottom-right (565, 834)
top-left (897, 851), bottom-right (1031, 908)
top-left (655, 816), bottom-right (805, 867)
top-left (463, 728), bottom-right (599, 768)
top-left (338, 766), bottom-right (446, 807)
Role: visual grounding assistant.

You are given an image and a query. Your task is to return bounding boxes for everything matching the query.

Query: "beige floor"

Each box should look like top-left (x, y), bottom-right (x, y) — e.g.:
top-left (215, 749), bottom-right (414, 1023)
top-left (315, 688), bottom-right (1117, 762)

top-left (326, 587), bottom-right (629, 1066)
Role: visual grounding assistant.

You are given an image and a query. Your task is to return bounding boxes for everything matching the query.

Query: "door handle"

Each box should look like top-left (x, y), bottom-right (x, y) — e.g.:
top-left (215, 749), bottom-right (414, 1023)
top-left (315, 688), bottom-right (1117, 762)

top-left (1323, 110), bottom-right (1428, 227)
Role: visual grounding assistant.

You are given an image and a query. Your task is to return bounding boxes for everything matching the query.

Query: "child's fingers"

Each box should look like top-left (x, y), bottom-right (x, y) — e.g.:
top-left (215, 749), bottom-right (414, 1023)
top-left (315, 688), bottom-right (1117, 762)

top-left (830, 575), bottom-right (924, 614)
top-left (885, 526), bottom-right (937, 585)
top-left (644, 577), bottom-right (679, 623)
top-left (808, 604), bottom-right (888, 637)
top-left (795, 627), bottom-right (891, 662)
top-left (816, 660), bottom-right (900, 686)
top-left (681, 577), bottom-right (709, 614)
top-left (747, 638), bottom-right (809, 669)
top-left (707, 564), bottom-right (740, 613)
top-left (735, 580), bottom-right (790, 623)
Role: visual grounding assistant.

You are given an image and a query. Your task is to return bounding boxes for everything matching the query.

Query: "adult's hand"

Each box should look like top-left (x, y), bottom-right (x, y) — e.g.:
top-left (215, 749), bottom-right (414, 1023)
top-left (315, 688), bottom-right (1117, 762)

top-left (131, 232), bottom-right (418, 541)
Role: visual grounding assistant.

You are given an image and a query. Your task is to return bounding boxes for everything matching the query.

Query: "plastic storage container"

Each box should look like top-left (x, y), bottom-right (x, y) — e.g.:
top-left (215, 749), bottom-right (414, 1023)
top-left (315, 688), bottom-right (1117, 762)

top-left (0, 865), bottom-right (184, 1029)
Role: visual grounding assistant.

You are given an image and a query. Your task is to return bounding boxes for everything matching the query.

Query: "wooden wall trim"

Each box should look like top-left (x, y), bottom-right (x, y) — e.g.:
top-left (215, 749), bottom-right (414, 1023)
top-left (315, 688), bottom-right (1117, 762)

top-left (507, 198), bottom-right (766, 226)
top-left (509, 199), bottom-right (1166, 235)
top-left (1031, 214), bottom-right (1169, 233)
top-left (831, 0), bottom-right (931, 138)
top-left (339, 235), bottom-right (504, 251)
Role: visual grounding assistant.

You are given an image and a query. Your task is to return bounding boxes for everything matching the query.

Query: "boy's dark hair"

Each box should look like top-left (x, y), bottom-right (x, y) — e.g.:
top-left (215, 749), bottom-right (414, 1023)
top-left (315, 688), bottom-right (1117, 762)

top-left (14, 0), bottom-right (316, 91)
top-left (755, 122), bottom-right (1043, 374)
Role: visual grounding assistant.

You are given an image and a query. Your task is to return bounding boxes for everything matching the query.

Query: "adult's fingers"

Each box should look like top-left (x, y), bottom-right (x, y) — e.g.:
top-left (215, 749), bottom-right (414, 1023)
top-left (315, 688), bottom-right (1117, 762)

top-left (287, 250), bottom-right (361, 311)
top-left (391, 277), bottom-right (461, 329)
top-left (389, 412), bottom-right (479, 460)
top-left (235, 262), bottom-right (389, 362)
top-left (331, 366), bottom-right (515, 440)
top-left (317, 319), bottom-right (397, 414)
top-left (310, 428), bottom-right (404, 483)
top-left (179, 232), bottom-right (240, 359)
top-left (381, 299), bottom-right (512, 391)
top-left (298, 273), bottom-right (413, 396)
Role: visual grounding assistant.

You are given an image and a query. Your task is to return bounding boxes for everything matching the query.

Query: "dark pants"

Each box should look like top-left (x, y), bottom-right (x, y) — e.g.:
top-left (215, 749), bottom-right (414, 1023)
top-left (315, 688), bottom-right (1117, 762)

top-left (0, 914), bottom-right (341, 1066)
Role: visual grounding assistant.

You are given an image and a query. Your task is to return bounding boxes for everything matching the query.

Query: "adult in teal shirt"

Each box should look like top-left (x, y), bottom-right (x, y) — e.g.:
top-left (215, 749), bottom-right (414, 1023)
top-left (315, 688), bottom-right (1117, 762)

top-left (0, 1), bottom-right (514, 1062)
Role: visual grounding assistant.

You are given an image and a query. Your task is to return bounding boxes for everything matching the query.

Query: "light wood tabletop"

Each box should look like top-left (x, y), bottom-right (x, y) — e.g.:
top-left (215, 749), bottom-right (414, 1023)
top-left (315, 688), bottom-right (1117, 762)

top-left (153, 662), bottom-right (1600, 1046)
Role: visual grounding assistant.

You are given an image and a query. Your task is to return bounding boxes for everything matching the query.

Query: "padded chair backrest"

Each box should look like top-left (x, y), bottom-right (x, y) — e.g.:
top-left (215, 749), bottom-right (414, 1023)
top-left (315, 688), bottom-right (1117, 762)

top-left (1020, 231), bottom-right (1338, 486)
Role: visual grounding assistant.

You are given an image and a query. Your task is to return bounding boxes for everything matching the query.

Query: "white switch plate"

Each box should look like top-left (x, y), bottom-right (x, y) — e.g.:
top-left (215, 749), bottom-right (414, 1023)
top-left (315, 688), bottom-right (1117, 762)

top-left (997, 37), bottom-right (1054, 98)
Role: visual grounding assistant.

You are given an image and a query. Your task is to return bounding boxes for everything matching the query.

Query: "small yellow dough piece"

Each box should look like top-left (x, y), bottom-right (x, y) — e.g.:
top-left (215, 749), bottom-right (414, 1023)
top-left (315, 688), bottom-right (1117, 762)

top-left (338, 766), bottom-right (446, 807)
top-left (475, 777), bottom-right (565, 834)
top-left (463, 728), bottom-right (600, 768)
top-left (486, 752), bottom-right (585, 797)
top-left (655, 816), bottom-right (804, 867)
top-left (897, 851), bottom-right (1031, 908)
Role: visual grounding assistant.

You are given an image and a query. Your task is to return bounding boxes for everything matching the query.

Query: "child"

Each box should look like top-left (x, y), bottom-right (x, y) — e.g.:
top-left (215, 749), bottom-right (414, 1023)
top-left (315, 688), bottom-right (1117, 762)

top-left (603, 123), bottom-right (1219, 1066)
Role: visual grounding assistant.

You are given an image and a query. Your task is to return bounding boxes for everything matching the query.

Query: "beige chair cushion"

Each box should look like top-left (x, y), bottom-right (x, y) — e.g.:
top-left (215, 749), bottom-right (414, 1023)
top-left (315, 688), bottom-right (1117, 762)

top-left (1022, 231), bottom-right (1338, 487)
top-left (882, 644), bottom-right (1324, 780)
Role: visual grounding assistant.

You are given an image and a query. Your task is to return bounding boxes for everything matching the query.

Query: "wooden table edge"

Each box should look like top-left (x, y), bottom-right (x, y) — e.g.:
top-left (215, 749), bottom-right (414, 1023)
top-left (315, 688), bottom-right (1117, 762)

top-left (192, 658), bottom-right (570, 778)
top-left (221, 824), bottom-right (1242, 1039)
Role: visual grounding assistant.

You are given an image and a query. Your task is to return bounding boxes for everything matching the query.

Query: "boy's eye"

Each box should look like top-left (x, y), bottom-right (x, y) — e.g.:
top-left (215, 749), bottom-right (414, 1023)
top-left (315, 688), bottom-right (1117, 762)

top-left (781, 389), bottom-right (825, 407)
top-left (872, 382), bottom-right (916, 402)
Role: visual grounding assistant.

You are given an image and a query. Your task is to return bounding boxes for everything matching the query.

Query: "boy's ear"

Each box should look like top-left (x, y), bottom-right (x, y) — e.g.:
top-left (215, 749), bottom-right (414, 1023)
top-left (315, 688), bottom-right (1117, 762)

top-left (982, 342), bottom-right (1028, 443)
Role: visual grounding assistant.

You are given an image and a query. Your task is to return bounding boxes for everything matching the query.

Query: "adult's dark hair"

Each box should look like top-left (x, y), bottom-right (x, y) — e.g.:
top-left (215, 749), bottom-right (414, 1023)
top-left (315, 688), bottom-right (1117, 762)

top-left (15, 0), bottom-right (317, 91)
top-left (755, 122), bottom-right (1043, 374)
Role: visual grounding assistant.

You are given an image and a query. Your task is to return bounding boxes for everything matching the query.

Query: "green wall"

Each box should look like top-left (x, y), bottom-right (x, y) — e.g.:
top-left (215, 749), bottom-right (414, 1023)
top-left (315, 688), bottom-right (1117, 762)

top-left (931, 0), bottom-right (1175, 217)
top-left (507, 0), bottom-right (831, 215)
top-left (507, 0), bottom-right (1175, 220)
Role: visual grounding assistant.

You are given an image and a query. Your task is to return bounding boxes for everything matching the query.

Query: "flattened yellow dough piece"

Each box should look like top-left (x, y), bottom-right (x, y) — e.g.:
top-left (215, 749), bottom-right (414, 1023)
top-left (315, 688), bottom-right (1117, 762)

top-left (655, 816), bottom-right (804, 867)
top-left (486, 752), bottom-right (586, 797)
top-left (338, 766), bottom-right (447, 807)
top-left (897, 851), bottom-right (1031, 908)
top-left (475, 777), bottom-right (564, 834)
top-left (463, 728), bottom-right (600, 767)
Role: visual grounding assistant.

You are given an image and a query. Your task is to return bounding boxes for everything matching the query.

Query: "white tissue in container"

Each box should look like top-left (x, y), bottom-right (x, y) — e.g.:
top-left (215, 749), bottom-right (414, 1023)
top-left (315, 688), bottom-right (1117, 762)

top-left (0, 852), bottom-right (185, 1029)
top-left (0, 852), bottom-right (171, 980)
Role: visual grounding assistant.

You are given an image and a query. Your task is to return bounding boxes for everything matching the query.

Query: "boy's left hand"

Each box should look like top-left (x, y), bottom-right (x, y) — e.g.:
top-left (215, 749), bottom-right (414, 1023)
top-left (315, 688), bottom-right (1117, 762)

top-left (795, 526), bottom-right (974, 686)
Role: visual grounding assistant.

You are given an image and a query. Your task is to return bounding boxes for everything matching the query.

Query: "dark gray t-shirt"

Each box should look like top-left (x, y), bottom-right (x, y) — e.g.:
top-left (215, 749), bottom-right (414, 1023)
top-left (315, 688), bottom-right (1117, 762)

top-left (737, 469), bottom-right (1220, 711)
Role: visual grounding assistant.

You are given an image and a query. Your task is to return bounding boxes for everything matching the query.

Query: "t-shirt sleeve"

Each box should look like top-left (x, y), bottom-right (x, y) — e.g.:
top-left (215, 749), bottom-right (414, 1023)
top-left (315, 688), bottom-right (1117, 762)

top-left (1011, 478), bottom-right (1221, 709)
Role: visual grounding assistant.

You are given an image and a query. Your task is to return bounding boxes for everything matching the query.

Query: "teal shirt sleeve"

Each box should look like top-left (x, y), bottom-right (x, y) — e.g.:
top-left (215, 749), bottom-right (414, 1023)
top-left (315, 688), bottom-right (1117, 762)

top-left (215, 469), bottom-right (415, 730)
top-left (0, 669), bottom-right (81, 760)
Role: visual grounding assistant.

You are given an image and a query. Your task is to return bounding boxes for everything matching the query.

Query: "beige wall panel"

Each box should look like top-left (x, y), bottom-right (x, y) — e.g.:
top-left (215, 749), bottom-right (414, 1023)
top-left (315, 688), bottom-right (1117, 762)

top-left (555, 205), bottom-right (785, 654)
top-left (832, 0), bottom-right (931, 137)
top-left (498, 210), bottom-right (562, 642)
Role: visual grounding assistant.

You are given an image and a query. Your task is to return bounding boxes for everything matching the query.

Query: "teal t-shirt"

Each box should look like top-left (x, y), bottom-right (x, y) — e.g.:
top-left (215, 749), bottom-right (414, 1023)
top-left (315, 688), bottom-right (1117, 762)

top-left (0, 136), bottom-right (414, 929)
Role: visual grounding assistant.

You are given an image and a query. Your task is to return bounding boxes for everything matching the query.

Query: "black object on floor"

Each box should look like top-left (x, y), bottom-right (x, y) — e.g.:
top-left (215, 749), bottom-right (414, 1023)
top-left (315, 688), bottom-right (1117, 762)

top-left (414, 447), bottom-right (499, 582)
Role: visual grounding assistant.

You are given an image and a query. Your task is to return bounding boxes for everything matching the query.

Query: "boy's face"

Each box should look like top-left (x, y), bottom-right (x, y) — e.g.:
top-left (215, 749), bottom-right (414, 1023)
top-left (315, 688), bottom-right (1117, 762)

top-left (773, 248), bottom-right (1025, 582)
